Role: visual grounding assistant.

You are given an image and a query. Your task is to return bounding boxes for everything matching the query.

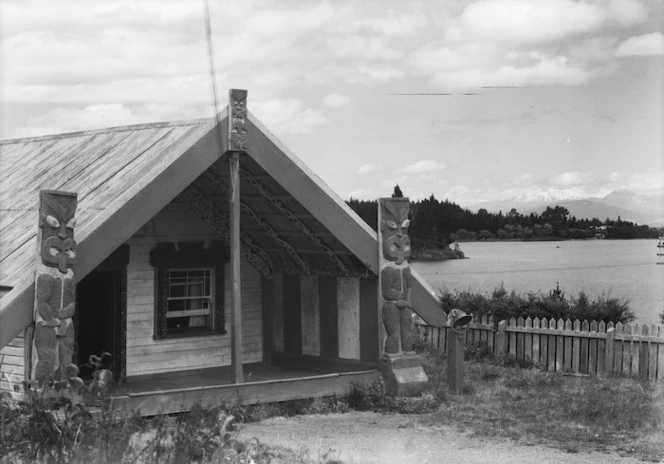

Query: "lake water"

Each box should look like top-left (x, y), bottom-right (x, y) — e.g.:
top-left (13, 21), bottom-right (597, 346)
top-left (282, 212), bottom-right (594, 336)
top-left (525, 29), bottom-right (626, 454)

top-left (411, 239), bottom-right (664, 325)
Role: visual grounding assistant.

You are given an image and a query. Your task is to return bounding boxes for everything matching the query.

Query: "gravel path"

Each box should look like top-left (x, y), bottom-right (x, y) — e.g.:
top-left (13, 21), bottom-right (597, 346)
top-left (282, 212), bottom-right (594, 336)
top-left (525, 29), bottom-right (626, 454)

top-left (238, 412), bottom-right (652, 464)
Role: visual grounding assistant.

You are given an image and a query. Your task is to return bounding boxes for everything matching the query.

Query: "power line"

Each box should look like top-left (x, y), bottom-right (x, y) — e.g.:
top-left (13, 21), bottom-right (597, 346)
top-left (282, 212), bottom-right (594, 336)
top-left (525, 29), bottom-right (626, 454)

top-left (203, 0), bottom-right (224, 159)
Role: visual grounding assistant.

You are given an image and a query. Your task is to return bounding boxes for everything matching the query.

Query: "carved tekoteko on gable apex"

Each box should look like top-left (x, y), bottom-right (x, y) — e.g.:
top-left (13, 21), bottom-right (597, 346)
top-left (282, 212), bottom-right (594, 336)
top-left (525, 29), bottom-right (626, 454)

top-left (228, 89), bottom-right (248, 152)
top-left (32, 190), bottom-right (78, 383)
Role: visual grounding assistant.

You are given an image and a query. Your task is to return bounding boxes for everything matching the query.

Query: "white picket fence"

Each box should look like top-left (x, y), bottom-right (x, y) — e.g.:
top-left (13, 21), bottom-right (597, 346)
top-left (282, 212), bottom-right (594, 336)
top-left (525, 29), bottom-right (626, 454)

top-left (416, 315), bottom-right (664, 380)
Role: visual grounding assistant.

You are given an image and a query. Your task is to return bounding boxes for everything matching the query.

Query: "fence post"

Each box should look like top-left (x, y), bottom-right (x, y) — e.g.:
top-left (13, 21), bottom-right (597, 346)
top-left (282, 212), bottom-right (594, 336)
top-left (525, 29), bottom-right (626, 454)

top-left (495, 320), bottom-right (507, 356)
top-left (604, 327), bottom-right (615, 377)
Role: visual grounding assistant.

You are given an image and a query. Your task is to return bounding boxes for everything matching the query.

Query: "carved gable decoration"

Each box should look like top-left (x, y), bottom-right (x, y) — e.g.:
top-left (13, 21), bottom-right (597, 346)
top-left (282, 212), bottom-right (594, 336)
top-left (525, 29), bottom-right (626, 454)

top-left (228, 89), bottom-right (248, 152)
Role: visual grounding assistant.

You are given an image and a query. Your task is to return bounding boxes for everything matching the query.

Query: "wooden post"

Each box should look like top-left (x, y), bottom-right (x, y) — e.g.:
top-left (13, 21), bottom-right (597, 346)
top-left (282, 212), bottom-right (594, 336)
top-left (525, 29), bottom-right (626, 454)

top-left (448, 330), bottom-right (464, 393)
top-left (495, 320), bottom-right (507, 356)
top-left (228, 89), bottom-right (248, 384)
top-left (604, 327), bottom-right (615, 377)
top-left (229, 151), bottom-right (243, 384)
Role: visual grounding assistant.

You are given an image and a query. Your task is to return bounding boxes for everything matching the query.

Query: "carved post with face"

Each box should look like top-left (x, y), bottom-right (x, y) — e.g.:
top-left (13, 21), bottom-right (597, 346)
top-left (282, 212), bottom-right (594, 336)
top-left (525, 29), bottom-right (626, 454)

top-left (32, 190), bottom-right (78, 383)
top-left (377, 197), bottom-right (428, 395)
top-left (379, 198), bottom-right (413, 354)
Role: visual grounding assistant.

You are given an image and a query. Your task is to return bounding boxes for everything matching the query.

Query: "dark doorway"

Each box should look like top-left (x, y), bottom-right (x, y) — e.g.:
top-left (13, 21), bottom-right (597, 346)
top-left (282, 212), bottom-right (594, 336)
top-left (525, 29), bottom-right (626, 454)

top-left (76, 270), bottom-right (122, 381)
top-left (75, 245), bottom-right (129, 382)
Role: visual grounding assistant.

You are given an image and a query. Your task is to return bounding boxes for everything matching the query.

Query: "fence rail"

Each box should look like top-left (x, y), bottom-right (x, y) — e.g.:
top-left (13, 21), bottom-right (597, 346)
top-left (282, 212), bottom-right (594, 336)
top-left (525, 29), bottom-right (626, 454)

top-left (416, 315), bottom-right (664, 381)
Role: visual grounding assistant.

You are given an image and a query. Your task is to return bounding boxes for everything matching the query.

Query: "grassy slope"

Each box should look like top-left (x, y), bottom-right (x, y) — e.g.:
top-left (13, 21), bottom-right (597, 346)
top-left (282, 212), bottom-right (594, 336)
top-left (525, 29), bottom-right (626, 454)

top-left (416, 345), bottom-right (664, 461)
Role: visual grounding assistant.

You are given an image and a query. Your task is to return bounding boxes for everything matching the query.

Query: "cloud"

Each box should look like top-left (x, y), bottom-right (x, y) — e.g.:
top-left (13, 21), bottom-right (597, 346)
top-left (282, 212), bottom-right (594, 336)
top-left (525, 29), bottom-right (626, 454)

top-left (10, 103), bottom-right (210, 138)
top-left (549, 171), bottom-right (593, 187)
top-left (404, 159), bottom-right (447, 174)
top-left (347, 188), bottom-right (372, 199)
top-left (449, 0), bottom-right (646, 44)
top-left (615, 32), bottom-right (664, 57)
top-left (357, 164), bottom-right (378, 175)
top-left (354, 10), bottom-right (428, 39)
top-left (252, 98), bottom-right (327, 135)
top-left (323, 93), bottom-right (351, 108)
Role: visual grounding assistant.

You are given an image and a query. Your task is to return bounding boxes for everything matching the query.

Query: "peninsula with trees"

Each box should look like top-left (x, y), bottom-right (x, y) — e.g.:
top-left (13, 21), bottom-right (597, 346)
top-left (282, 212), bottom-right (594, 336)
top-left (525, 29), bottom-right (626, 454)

top-left (347, 189), bottom-right (663, 261)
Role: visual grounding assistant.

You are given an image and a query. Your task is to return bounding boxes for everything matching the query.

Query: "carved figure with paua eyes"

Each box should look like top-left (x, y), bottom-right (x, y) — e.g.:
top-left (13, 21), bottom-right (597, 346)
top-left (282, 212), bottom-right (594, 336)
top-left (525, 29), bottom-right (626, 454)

top-left (33, 191), bottom-right (78, 383)
top-left (380, 199), bottom-right (411, 264)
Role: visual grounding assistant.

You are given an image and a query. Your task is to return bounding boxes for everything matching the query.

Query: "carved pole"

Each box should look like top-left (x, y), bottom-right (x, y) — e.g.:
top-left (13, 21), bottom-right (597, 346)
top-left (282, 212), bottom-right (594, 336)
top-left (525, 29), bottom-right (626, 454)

top-left (228, 89), bottom-right (247, 384)
top-left (377, 197), bottom-right (428, 395)
top-left (31, 190), bottom-right (78, 384)
top-left (378, 198), bottom-right (413, 355)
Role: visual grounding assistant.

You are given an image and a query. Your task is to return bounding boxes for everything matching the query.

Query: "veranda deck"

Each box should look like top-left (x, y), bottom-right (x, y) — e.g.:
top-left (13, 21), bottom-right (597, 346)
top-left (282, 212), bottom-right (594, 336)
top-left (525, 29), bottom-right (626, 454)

top-left (110, 357), bottom-right (379, 416)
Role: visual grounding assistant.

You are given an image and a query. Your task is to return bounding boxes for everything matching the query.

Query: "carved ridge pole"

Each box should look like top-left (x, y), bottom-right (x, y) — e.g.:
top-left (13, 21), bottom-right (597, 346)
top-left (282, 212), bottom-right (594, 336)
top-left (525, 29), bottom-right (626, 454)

top-left (377, 197), bottom-right (428, 395)
top-left (228, 89), bottom-right (247, 384)
top-left (31, 190), bottom-right (78, 384)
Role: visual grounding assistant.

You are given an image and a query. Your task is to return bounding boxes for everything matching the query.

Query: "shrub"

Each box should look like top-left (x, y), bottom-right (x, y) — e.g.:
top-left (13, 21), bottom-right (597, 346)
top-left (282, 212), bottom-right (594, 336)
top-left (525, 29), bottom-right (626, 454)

top-left (440, 284), bottom-right (635, 324)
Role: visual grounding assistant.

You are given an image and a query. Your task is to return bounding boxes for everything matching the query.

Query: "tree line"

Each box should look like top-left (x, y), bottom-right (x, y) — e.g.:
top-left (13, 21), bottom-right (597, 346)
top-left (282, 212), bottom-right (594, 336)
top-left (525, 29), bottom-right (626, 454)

top-left (347, 190), bottom-right (662, 246)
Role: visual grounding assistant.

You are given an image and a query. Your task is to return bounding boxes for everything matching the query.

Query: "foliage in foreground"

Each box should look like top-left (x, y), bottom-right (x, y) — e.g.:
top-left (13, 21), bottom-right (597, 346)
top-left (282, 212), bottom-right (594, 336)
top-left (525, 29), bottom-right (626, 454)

top-left (440, 284), bottom-right (635, 324)
top-left (0, 377), bottom-right (441, 464)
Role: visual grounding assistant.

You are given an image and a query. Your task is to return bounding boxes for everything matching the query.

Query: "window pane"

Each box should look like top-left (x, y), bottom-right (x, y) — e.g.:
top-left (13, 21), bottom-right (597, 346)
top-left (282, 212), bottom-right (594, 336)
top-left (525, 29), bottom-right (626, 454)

top-left (165, 268), bottom-right (215, 334)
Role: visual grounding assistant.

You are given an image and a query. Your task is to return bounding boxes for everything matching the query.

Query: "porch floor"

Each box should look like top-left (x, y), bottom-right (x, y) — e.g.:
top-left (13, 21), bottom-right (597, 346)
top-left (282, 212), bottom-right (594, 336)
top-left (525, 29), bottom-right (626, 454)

top-left (110, 357), bottom-right (379, 416)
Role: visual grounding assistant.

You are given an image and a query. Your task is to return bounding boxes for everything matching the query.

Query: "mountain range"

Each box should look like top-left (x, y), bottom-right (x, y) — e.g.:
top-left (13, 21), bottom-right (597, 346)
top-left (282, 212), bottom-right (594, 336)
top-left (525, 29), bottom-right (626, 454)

top-left (470, 191), bottom-right (664, 227)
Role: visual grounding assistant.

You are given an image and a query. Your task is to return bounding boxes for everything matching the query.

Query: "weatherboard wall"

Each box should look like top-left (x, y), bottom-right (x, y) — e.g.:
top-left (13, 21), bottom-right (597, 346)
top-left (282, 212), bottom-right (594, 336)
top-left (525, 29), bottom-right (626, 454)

top-left (125, 200), bottom-right (263, 377)
top-left (264, 273), bottom-right (379, 362)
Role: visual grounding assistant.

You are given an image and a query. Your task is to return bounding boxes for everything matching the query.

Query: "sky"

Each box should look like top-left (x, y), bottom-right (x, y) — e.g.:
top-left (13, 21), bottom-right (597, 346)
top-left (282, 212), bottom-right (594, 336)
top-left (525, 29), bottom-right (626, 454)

top-left (1, 0), bottom-right (662, 209)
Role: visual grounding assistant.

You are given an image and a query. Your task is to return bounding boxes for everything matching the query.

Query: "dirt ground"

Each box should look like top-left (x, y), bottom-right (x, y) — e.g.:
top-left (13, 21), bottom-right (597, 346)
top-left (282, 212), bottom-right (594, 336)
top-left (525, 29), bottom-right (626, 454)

top-left (238, 411), bottom-right (654, 464)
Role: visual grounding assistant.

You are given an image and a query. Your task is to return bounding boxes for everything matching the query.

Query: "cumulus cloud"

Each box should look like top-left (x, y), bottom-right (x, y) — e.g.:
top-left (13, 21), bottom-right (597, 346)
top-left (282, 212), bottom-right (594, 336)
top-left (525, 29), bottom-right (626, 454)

top-left (357, 163), bottom-right (378, 175)
top-left (404, 159), bottom-right (447, 174)
top-left (615, 32), bottom-right (664, 57)
top-left (323, 93), bottom-right (351, 108)
top-left (448, 0), bottom-right (646, 44)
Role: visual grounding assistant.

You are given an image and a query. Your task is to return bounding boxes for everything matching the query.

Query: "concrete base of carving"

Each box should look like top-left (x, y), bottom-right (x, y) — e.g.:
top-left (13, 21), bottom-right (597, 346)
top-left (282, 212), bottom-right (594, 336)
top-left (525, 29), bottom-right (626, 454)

top-left (378, 352), bottom-right (428, 396)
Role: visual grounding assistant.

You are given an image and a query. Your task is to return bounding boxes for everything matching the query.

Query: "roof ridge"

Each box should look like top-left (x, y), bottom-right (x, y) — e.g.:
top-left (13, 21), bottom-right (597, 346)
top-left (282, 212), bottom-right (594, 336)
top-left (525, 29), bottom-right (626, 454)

top-left (0, 116), bottom-right (214, 145)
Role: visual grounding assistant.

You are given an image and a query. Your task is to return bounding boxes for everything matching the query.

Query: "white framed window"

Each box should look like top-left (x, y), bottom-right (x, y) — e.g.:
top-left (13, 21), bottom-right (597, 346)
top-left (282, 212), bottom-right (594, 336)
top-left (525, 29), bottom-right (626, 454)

top-left (166, 268), bottom-right (214, 331)
top-left (150, 241), bottom-right (227, 339)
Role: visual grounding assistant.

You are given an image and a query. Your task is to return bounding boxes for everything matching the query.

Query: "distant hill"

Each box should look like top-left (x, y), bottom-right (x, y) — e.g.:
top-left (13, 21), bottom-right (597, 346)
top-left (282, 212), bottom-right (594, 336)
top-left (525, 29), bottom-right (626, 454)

top-left (471, 190), bottom-right (664, 227)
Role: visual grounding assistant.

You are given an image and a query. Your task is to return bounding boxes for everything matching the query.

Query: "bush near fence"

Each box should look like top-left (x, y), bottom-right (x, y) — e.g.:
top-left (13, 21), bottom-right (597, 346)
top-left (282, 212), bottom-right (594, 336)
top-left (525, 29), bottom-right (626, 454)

top-left (416, 315), bottom-right (664, 381)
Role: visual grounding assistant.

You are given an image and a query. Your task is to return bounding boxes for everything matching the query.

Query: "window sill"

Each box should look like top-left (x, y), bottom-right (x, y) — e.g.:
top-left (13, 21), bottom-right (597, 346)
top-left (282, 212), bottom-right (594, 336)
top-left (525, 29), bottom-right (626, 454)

top-left (153, 329), bottom-right (227, 340)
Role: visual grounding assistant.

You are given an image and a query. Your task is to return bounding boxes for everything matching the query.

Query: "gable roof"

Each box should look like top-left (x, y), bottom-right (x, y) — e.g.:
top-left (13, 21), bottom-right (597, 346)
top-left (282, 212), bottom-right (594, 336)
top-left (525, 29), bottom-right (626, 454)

top-left (0, 109), bottom-right (444, 347)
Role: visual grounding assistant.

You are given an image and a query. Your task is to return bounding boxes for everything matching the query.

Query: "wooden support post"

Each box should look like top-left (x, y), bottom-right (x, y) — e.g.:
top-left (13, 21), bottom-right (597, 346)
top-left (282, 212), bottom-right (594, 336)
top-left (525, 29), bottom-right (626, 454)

top-left (229, 151), bottom-right (243, 384)
top-left (228, 89), bottom-right (248, 384)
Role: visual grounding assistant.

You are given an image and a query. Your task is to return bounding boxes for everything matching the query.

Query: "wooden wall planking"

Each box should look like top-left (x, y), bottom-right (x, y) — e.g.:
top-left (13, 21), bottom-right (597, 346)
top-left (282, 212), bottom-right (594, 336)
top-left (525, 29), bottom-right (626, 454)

top-left (359, 279), bottom-right (378, 362)
top-left (0, 334), bottom-right (24, 397)
top-left (271, 273), bottom-right (284, 352)
top-left (318, 277), bottom-right (338, 358)
top-left (282, 274), bottom-right (302, 354)
top-left (337, 278), bottom-right (360, 360)
top-left (300, 275), bottom-right (320, 356)
top-left (124, 200), bottom-right (263, 377)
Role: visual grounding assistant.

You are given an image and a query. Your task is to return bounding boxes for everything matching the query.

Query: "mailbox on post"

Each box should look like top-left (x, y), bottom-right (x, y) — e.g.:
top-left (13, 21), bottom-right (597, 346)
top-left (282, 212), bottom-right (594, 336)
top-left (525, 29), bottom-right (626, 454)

top-left (448, 309), bottom-right (472, 393)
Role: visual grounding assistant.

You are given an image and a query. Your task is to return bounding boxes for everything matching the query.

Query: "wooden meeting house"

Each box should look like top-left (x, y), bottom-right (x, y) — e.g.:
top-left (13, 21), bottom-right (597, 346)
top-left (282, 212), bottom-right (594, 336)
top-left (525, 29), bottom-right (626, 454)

top-left (0, 90), bottom-right (444, 415)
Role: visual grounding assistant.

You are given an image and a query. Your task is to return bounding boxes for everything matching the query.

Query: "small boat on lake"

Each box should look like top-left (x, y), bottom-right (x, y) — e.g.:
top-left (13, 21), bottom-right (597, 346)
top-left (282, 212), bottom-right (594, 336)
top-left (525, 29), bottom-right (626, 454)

top-left (658, 236), bottom-right (664, 265)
